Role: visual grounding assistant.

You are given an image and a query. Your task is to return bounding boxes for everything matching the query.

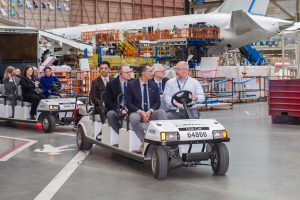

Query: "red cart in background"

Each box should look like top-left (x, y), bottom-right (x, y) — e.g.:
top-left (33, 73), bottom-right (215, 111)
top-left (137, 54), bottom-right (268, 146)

top-left (269, 80), bottom-right (300, 124)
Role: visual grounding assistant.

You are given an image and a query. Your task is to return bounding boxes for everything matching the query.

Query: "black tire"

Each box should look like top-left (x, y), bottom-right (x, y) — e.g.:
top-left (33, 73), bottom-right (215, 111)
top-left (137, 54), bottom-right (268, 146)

top-left (40, 114), bottom-right (56, 133)
top-left (76, 126), bottom-right (93, 151)
top-left (151, 146), bottom-right (169, 180)
top-left (211, 143), bottom-right (229, 175)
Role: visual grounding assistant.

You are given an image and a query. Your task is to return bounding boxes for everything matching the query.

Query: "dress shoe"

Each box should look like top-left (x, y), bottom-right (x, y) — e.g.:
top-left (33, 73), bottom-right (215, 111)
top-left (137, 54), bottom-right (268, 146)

top-left (136, 144), bottom-right (144, 154)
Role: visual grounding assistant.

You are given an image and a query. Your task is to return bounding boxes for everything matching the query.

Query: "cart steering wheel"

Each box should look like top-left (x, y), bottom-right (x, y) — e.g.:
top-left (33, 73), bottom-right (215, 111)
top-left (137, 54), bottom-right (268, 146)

top-left (171, 90), bottom-right (193, 108)
top-left (52, 82), bottom-right (62, 92)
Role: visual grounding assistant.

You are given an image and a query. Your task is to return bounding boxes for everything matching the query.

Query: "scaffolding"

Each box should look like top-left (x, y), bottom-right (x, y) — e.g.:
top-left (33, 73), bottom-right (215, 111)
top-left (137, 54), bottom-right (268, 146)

top-left (81, 26), bottom-right (222, 63)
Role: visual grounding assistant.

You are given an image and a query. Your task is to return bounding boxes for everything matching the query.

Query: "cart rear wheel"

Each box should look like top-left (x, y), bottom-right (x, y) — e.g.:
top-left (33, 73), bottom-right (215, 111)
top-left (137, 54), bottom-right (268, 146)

top-left (211, 143), bottom-right (229, 175)
top-left (41, 114), bottom-right (56, 133)
top-left (151, 146), bottom-right (169, 180)
top-left (76, 126), bottom-right (93, 151)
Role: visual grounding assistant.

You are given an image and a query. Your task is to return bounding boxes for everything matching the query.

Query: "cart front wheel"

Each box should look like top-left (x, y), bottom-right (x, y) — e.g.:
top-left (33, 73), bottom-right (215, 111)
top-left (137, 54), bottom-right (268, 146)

top-left (211, 143), bottom-right (229, 175)
top-left (151, 146), bottom-right (169, 180)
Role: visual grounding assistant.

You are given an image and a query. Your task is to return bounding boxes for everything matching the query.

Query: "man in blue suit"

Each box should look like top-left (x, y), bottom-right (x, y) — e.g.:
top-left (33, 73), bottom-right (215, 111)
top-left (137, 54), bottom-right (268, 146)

top-left (126, 64), bottom-right (167, 153)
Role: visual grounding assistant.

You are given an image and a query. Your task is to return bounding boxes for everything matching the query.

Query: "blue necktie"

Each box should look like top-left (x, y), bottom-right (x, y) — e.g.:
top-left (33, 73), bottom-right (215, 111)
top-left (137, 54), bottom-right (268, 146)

top-left (123, 82), bottom-right (127, 94)
top-left (158, 82), bottom-right (163, 94)
top-left (143, 84), bottom-right (148, 111)
top-left (123, 82), bottom-right (127, 106)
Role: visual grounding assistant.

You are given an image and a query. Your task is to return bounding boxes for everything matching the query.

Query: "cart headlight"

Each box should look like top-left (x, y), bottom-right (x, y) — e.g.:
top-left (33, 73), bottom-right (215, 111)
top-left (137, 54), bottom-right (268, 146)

top-left (212, 130), bottom-right (228, 139)
top-left (49, 105), bottom-right (59, 111)
top-left (160, 132), bottom-right (179, 141)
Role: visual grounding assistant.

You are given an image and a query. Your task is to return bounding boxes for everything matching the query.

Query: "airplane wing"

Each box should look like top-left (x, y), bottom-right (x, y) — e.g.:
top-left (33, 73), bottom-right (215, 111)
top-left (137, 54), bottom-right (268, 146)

top-left (229, 10), bottom-right (268, 35)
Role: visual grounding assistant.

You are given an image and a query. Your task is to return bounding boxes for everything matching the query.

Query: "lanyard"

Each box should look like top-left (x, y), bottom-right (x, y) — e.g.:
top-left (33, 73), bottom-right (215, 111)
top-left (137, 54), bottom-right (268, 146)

top-left (176, 77), bottom-right (188, 91)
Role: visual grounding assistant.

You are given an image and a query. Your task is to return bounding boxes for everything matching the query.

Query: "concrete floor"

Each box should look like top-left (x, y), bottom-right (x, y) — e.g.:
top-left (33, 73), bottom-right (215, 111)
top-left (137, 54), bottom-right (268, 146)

top-left (0, 102), bottom-right (300, 200)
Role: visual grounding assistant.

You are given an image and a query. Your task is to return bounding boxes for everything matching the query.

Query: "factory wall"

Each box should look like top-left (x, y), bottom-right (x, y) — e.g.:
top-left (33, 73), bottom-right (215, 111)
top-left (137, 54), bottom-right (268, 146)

top-left (0, 0), bottom-right (184, 29)
top-left (70, 0), bottom-right (185, 26)
top-left (0, 0), bottom-right (71, 30)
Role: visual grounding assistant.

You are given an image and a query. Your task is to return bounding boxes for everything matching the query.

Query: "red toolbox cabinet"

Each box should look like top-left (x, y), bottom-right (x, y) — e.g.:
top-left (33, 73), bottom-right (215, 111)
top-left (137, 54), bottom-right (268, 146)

top-left (269, 80), bottom-right (300, 123)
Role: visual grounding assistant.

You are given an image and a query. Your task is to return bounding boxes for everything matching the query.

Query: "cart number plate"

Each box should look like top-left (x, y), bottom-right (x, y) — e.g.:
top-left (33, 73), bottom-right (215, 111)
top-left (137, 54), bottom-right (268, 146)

top-left (187, 131), bottom-right (207, 138)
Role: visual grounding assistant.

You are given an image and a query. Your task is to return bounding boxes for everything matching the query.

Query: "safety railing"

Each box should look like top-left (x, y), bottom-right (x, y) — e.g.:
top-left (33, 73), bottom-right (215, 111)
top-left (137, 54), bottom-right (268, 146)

top-left (81, 29), bottom-right (120, 42)
top-left (124, 27), bottom-right (220, 42)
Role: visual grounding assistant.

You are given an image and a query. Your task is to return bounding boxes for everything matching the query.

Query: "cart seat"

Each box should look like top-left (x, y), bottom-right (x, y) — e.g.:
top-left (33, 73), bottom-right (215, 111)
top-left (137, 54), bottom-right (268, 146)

top-left (0, 84), bottom-right (4, 94)
top-left (88, 114), bottom-right (102, 122)
top-left (121, 118), bottom-right (132, 130)
top-left (17, 100), bottom-right (32, 107)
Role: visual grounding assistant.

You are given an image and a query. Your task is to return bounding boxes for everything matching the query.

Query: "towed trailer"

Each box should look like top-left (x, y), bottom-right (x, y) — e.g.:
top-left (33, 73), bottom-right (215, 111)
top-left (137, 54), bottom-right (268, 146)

top-left (0, 84), bottom-right (84, 133)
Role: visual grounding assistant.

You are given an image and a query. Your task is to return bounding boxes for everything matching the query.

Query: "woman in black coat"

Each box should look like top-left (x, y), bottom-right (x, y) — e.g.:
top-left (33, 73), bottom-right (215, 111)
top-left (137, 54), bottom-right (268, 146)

top-left (20, 66), bottom-right (43, 120)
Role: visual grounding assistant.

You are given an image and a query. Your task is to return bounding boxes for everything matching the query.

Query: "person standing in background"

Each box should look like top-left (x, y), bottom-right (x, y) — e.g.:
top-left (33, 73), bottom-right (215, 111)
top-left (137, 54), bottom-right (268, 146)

top-left (152, 63), bottom-right (169, 95)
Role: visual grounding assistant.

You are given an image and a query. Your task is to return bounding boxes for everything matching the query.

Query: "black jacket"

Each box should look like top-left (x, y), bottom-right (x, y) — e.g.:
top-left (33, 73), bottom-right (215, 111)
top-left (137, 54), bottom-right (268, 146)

top-left (126, 79), bottom-right (161, 114)
top-left (90, 76), bottom-right (113, 121)
top-left (105, 76), bottom-right (134, 112)
top-left (20, 76), bottom-right (36, 97)
top-left (151, 77), bottom-right (169, 92)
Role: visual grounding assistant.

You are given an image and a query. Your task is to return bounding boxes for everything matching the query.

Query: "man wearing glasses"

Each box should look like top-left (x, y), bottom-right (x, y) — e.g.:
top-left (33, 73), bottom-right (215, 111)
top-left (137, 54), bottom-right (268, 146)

top-left (152, 63), bottom-right (169, 95)
top-left (105, 64), bottom-right (133, 134)
top-left (164, 61), bottom-right (205, 119)
top-left (126, 64), bottom-right (167, 153)
top-left (90, 61), bottom-right (113, 123)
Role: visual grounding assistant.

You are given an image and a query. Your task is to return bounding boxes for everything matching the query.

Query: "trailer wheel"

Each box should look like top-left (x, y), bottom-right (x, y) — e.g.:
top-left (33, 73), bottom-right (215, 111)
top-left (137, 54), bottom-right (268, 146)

top-left (151, 146), bottom-right (169, 180)
top-left (76, 126), bottom-right (93, 151)
top-left (211, 143), bottom-right (229, 175)
top-left (41, 114), bottom-right (56, 133)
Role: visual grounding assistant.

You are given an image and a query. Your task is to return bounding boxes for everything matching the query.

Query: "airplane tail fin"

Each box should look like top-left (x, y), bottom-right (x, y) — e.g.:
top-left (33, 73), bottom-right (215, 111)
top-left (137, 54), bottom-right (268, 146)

top-left (229, 10), bottom-right (267, 35)
top-left (214, 0), bottom-right (270, 16)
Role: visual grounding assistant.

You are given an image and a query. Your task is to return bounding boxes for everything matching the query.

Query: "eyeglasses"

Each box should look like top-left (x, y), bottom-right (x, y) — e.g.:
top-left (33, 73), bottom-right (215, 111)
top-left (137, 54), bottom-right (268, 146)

top-left (121, 71), bottom-right (132, 74)
top-left (155, 70), bottom-right (165, 73)
top-left (174, 68), bottom-right (187, 71)
top-left (100, 67), bottom-right (109, 70)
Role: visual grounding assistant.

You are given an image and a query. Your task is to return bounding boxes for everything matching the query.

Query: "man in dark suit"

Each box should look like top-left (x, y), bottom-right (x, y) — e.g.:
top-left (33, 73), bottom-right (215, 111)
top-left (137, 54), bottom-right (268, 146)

top-left (126, 64), bottom-right (167, 153)
top-left (152, 63), bottom-right (169, 94)
top-left (90, 61), bottom-right (113, 123)
top-left (105, 64), bottom-right (132, 134)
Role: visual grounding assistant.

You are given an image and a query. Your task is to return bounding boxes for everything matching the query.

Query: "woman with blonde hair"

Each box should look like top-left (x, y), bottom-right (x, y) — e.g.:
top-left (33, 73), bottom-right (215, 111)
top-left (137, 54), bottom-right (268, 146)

top-left (2, 66), bottom-right (18, 96)
top-left (2, 66), bottom-right (18, 118)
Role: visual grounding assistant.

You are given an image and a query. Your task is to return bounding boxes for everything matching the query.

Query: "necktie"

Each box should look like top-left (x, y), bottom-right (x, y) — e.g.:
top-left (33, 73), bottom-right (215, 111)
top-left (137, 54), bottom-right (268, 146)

top-left (123, 82), bottom-right (127, 94)
top-left (123, 82), bottom-right (127, 106)
top-left (158, 82), bottom-right (163, 94)
top-left (143, 84), bottom-right (148, 111)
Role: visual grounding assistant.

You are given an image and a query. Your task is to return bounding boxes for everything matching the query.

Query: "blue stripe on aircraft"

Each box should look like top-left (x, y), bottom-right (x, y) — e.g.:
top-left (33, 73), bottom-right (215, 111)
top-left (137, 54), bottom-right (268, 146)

top-left (247, 0), bottom-right (264, 16)
top-left (248, 0), bottom-right (256, 13)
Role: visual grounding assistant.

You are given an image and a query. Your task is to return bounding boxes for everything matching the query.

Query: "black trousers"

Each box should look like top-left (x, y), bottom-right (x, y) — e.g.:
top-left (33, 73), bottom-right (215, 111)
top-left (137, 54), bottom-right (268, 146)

top-left (23, 93), bottom-right (42, 116)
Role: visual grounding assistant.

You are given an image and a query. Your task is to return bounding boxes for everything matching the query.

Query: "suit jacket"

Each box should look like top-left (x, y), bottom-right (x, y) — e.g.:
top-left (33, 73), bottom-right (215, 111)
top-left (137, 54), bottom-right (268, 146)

top-left (126, 79), bottom-right (161, 114)
top-left (105, 76), bottom-right (122, 112)
top-left (105, 77), bottom-right (134, 112)
top-left (90, 76), bottom-right (113, 121)
top-left (152, 77), bottom-right (169, 92)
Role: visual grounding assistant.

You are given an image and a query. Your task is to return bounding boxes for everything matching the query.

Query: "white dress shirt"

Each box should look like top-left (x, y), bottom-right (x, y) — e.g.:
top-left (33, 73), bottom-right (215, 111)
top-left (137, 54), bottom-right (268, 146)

top-left (101, 76), bottom-right (109, 86)
top-left (163, 76), bottom-right (205, 110)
